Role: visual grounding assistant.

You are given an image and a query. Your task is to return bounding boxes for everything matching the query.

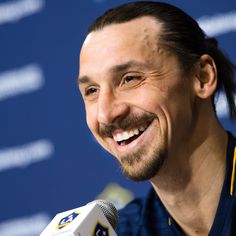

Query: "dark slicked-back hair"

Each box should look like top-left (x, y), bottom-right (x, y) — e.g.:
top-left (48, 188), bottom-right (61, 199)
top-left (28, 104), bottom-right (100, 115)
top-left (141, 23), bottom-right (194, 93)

top-left (87, 1), bottom-right (236, 119)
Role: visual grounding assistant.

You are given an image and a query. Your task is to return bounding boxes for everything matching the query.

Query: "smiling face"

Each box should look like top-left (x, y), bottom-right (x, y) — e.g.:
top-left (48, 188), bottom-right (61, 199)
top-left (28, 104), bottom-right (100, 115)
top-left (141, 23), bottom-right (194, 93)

top-left (78, 17), bottom-right (196, 181)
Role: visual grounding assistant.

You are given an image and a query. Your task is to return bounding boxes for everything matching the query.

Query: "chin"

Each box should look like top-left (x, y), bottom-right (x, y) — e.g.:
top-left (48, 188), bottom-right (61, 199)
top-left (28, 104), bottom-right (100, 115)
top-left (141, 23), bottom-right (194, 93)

top-left (118, 148), bottom-right (166, 182)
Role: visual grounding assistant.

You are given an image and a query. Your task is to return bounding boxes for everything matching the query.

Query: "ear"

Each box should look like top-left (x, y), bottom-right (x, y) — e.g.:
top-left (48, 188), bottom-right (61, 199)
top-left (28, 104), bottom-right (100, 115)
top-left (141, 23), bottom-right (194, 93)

top-left (193, 54), bottom-right (217, 99)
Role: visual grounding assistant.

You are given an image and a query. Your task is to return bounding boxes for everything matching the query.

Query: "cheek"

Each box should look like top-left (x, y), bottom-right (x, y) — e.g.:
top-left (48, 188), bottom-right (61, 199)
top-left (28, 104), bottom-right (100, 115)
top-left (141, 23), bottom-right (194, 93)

top-left (137, 81), bottom-right (191, 126)
top-left (131, 86), bottom-right (166, 112)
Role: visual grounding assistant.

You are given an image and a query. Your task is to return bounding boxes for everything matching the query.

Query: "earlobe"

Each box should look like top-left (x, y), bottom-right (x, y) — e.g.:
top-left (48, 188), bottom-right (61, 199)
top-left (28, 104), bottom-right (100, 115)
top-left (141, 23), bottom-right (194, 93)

top-left (193, 54), bottom-right (217, 99)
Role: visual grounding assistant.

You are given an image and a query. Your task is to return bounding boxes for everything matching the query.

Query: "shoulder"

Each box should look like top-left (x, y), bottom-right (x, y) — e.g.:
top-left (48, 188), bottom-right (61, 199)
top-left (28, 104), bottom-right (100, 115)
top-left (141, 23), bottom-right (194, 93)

top-left (116, 188), bottom-right (157, 235)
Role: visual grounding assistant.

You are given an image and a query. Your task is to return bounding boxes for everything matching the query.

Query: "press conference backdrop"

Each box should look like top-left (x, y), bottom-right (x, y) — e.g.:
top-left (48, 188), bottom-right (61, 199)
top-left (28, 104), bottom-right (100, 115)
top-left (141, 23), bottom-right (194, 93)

top-left (0, 0), bottom-right (235, 235)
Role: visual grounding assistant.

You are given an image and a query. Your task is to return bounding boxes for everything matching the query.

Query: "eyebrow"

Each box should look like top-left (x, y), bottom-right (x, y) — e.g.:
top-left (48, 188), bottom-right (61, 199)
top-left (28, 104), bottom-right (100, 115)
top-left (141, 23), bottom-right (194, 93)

top-left (77, 60), bottom-right (148, 85)
top-left (77, 75), bottom-right (91, 85)
top-left (109, 60), bottom-right (148, 73)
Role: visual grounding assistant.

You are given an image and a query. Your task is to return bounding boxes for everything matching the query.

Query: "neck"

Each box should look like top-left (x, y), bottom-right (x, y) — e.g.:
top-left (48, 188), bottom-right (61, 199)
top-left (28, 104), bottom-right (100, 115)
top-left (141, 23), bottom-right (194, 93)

top-left (150, 112), bottom-right (228, 236)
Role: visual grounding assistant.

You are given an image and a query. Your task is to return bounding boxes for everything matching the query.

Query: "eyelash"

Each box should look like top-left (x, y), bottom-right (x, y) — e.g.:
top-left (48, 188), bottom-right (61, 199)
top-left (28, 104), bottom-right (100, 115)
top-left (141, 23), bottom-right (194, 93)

top-left (122, 75), bottom-right (142, 85)
top-left (85, 87), bottom-right (97, 96)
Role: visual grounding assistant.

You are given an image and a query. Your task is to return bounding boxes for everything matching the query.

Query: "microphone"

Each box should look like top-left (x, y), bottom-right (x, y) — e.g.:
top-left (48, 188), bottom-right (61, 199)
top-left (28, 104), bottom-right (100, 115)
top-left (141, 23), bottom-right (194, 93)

top-left (40, 199), bottom-right (118, 236)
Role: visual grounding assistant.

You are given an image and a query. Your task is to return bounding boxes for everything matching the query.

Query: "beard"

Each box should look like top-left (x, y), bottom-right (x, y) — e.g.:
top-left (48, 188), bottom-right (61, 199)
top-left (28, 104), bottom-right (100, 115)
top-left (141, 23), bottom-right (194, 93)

top-left (118, 141), bottom-right (166, 181)
top-left (98, 111), bottom-right (167, 181)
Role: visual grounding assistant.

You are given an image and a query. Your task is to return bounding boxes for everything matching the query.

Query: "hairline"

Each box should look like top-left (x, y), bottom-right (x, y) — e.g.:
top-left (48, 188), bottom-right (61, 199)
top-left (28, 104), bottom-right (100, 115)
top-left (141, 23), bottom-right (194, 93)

top-left (86, 15), bottom-right (179, 64)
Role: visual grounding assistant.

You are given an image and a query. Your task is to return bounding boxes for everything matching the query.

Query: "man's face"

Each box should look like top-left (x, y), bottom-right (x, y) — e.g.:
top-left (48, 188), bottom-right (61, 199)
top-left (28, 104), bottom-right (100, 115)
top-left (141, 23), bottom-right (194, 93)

top-left (79, 17), bottom-right (195, 181)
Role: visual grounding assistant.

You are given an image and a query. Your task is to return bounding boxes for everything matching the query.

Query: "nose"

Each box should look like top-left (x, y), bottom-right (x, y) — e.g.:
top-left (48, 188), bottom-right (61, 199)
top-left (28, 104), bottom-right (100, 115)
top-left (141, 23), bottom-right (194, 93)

top-left (97, 89), bottom-right (129, 125)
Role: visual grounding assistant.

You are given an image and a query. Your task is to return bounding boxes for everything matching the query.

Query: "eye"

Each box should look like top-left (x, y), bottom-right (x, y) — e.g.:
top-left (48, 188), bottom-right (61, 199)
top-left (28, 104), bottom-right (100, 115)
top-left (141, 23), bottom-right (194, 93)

top-left (120, 73), bottom-right (145, 89)
top-left (123, 75), bottom-right (142, 84)
top-left (84, 86), bottom-right (98, 96)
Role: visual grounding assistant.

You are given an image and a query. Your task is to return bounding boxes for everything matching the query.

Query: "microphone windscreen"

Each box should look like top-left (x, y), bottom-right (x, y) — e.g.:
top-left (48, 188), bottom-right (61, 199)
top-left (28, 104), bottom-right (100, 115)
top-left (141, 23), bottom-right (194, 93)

top-left (88, 199), bottom-right (119, 229)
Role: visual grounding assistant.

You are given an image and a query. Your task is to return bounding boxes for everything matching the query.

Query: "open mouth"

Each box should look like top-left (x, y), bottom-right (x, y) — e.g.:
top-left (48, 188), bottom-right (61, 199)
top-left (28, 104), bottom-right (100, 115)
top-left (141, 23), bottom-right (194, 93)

top-left (112, 121), bottom-right (152, 146)
top-left (117, 130), bottom-right (145, 146)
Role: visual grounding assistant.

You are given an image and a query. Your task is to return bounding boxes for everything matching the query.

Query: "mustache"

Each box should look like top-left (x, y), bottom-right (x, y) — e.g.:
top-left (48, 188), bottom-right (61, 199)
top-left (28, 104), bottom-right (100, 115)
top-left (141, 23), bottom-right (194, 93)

top-left (99, 113), bottom-right (156, 138)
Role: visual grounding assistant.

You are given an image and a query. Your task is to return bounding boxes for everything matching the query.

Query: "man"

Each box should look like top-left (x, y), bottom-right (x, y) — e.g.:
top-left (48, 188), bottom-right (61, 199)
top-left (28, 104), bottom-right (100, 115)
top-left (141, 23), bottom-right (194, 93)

top-left (78, 1), bottom-right (236, 235)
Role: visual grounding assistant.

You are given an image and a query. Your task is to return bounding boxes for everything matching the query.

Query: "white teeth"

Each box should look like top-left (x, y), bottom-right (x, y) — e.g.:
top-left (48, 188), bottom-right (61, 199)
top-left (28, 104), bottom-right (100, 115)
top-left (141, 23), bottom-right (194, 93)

top-left (114, 131), bottom-right (130, 142)
top-left (113, 126), bottom-right (146, 143)
top-left (116, 133), bottom-right (123, 142)
top-left (123, 131), bottom-right (129, 140)
top-left (134, 129), bottom-right (139, 135)
top-left (139, 126), bottom-right (145, 131)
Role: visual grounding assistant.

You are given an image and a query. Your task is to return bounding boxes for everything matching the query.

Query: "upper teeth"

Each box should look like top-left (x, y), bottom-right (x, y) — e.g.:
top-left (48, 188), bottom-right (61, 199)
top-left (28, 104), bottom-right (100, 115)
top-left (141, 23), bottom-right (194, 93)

top-left (113, 126), bottom-right (146, 142)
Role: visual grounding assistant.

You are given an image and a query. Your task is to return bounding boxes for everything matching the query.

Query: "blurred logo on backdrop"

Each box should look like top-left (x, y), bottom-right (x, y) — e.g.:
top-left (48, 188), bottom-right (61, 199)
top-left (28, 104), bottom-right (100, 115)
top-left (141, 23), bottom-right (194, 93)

top-left (197, 11), bottom-right (236, 36)
top-left (0, 64), bottom-right (45, 102)
top-left (0, 0), bottom-right (45, 25)
top-left (0, 139), bottom-right (54, 173)
top-left (96, 183), bottom-right (134, 210)
top-left (215, 92), bottom-right (236, 118)
top-left (0, 213), bottom-right (51, 236)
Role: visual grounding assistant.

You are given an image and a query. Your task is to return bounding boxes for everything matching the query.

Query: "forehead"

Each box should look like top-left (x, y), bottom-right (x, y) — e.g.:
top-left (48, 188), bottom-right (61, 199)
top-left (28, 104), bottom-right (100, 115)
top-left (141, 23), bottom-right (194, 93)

top-left (79, 17), bottom-right (164, 78)
top-left (83, 16), bottom-right (161, 45)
